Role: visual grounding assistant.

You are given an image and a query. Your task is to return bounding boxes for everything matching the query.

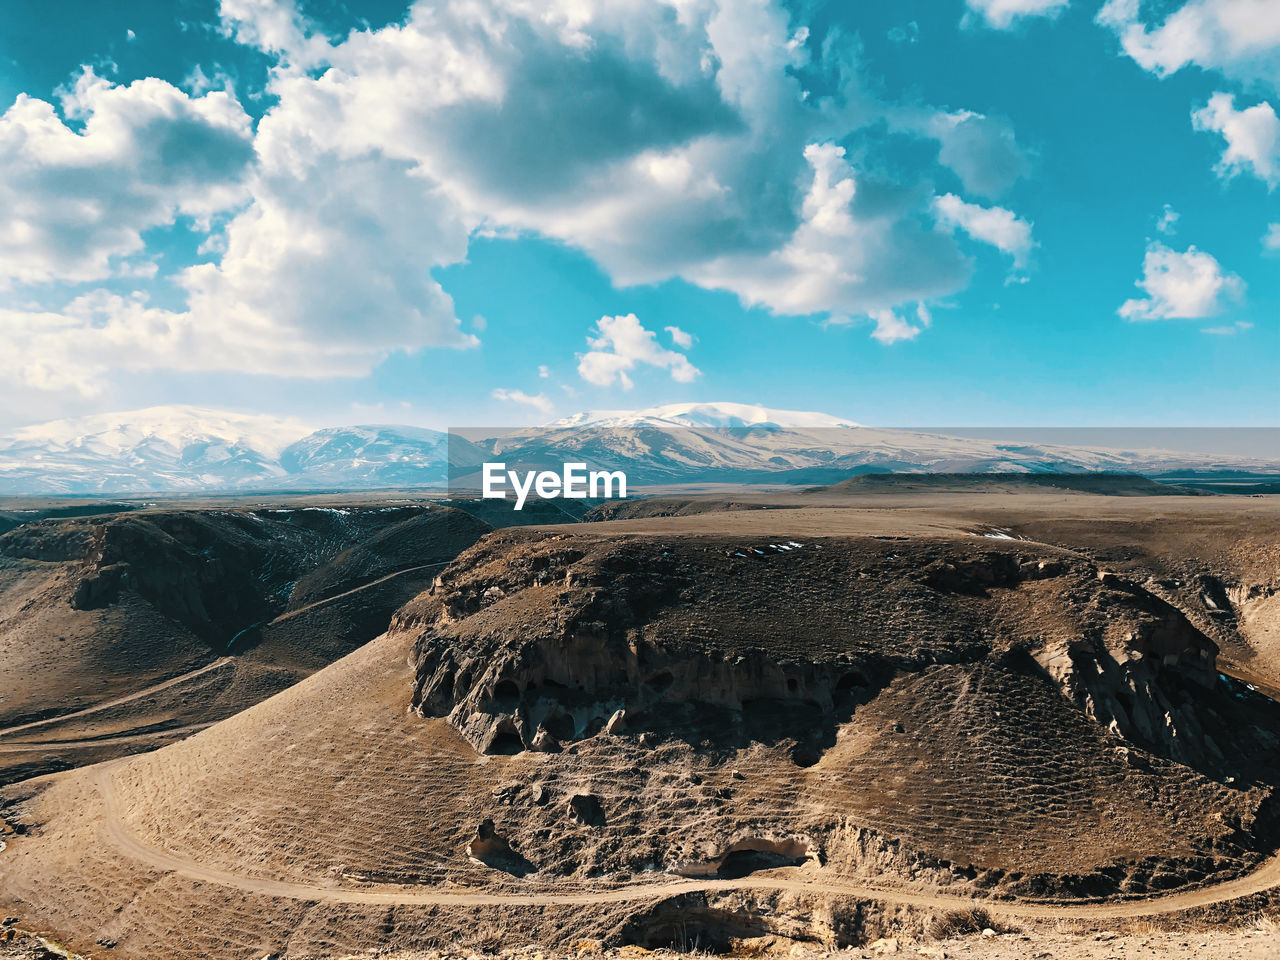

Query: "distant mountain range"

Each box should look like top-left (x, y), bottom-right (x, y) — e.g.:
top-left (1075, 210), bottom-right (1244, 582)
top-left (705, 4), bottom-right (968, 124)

top-left (0, 402), bottom-right (1276, 494)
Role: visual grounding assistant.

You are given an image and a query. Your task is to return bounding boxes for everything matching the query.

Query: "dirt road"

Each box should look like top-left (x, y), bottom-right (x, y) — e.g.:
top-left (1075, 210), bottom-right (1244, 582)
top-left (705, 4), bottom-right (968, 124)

top-left (0, 660), bottom-right (234, 739)
top-left (0, 562), bottom-right (446, 743)
top-left (269, 561), bottom-right (448, 625)
top-left (0, 724), bottom-right (214, 754)
top-left (89, 764), bottom-right (1280, 919)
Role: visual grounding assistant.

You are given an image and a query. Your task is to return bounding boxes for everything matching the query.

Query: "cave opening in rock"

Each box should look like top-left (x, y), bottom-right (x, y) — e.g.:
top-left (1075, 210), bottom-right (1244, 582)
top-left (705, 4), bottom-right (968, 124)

top-left (622, 906), bottom-right (777, 953)
top-left (836, 670), bottom-right (868, 694)
top-left (645, 670), bottom-right (674, 692)
top-left (790, 741), bottom-right (822, 768)
top-left (487, 729), bottom-right (524, 755)
top-left (492, 679), bottom-right (521, 708)
top-left (716, 848), bottom-right (807, 878)
top-left (543, 713), bottom-right (575, 742)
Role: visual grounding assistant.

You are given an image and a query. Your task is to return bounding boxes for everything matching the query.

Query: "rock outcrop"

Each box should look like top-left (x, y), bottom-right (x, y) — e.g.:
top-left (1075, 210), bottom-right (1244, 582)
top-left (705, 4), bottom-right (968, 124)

top-left (466, 818), bottom-right (534, 875)
top-left (1033, 569), bottom-right (1224, 767)
top-left (406, 530), bottom-right (1252, 778)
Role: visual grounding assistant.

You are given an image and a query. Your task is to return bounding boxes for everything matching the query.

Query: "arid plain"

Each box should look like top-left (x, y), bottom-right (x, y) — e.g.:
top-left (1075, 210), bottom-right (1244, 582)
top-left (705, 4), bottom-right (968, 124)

top-left (0, 479), bottom-right (1278, 960)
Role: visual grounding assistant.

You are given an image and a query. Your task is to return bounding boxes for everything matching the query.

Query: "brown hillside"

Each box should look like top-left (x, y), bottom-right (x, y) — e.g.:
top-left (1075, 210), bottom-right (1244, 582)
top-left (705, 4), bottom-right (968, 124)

top-left (2, 499), bottom-right (1279, 959)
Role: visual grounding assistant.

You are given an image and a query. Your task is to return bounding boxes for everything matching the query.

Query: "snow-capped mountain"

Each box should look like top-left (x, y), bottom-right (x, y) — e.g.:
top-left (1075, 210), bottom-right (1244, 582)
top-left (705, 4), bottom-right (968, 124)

top-left (548, 402), bottom-right (862, 430)
top-left (280, 425), bottom-right (452, 489)
top-left (472, 421), bottom-right (1280, 487)
top-left (0, 403), bottom-right (1276, 494)
top-left (0, 407), bottom-right (309, 494)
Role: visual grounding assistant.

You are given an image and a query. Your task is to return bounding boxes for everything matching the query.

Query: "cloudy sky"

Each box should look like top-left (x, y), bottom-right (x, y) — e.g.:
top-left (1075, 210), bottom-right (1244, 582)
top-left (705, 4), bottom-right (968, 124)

top-left (0, 0), bottom-right (1276, 431)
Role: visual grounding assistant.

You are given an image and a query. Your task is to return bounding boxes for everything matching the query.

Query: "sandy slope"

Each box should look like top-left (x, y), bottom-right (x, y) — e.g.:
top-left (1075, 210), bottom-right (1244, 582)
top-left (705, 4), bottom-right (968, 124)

top-left (87, 752), bottom-right (1280, 916)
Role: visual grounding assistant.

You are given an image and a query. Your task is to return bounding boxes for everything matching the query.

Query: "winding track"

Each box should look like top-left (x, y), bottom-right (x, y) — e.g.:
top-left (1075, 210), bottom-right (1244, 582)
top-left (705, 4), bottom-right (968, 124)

top-left (0, 723), bottom-right (213, 754)
top-left (267, 561), bottom-right (448, 625)
top-left (0, 659), bottom-right (234, 739)
top-left (0, 562), bottom-right (448, 742)
top-left (89, 763), bottom-right (1280, 919)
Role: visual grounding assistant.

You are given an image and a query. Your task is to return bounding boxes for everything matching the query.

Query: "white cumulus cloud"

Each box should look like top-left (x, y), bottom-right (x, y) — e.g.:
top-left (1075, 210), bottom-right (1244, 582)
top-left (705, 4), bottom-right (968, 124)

top-left (1097, 0), bottom-right (1280, 90)
top-left (1192, 92), bottom-right (1280, 187)
top-left (210, 0), bottom-right (1025, 337)
top-left (217, 0), bottom-right (331, 68)
top-left (867, 303), bottom-right (932, 344)
top-left (1117, 242), bottom-right (1244, 320)
top-left (665, 326), bottom-right (694, 349)
top-left (0, 68), bottom-right (253, 289)
top-left (578, 314), bottom-right (700, 390)
top-left (1263, 223), bottom-right (1280, 252)
top-left (965, 0), bottom-right (1071, 30)
top-left (0, 289), bottom-right (368, 397)
top-left (0, 149), bottom-right (480, 395)
top-left (1, 0), bottom-right (1043, 402)
top-left (492, 388), bottom-right (553, 415)
top-left (933, 194), bottom-right (1034, 267)
top-left (687, 143), bottom-right (971, 319)
top-left (180, 148), bottom-right (477, 360)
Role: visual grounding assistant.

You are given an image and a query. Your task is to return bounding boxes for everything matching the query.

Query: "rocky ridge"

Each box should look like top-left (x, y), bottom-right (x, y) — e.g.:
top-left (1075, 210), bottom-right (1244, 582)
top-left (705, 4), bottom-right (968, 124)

top-left (407, 532), bottom-right (1233, 769)
top-left (394, 529), bottom-right (1280, 900)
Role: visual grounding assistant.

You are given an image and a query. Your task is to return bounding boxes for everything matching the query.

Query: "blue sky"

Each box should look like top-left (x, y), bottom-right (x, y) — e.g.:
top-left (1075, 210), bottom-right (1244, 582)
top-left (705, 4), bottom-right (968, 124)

top-left (0, 0), bottom-right (1276, 430)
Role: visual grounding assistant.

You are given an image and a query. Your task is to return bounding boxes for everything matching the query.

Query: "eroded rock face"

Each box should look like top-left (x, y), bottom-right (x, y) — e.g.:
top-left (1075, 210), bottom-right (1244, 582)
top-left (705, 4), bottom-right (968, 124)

top-left (413, 624), bottom-right (885, 755)
top-left (1034, 570), bottom-right (1223, 767)
top-left (406, 530), bottom-right (1236, 772)
top-left (0, 506), bottom-right (486, 644)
